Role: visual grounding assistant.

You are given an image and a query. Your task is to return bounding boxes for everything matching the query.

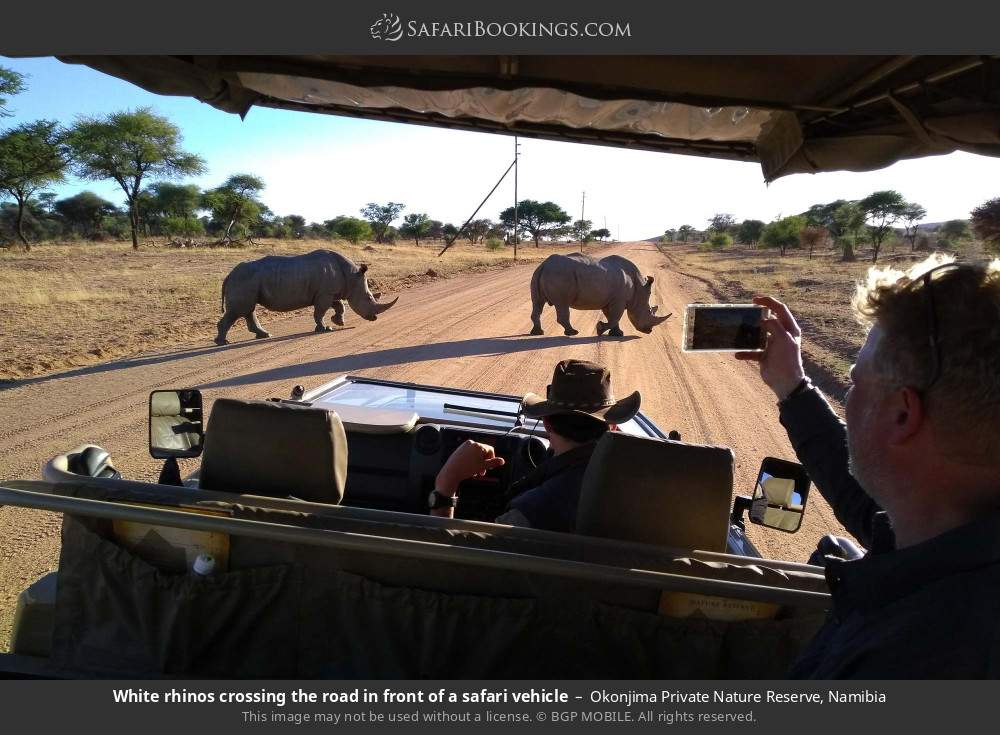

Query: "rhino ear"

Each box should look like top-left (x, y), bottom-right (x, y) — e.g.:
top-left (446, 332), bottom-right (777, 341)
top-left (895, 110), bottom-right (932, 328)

top-left (645, 275), bottom-right (654, 289)
top-left (358, 264), bottom-right (368, 275)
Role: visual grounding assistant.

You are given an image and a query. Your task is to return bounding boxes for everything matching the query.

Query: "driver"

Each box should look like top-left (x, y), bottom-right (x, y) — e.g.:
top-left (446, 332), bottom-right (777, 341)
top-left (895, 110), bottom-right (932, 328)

top-left (428, 359), bottom-right (641, 532)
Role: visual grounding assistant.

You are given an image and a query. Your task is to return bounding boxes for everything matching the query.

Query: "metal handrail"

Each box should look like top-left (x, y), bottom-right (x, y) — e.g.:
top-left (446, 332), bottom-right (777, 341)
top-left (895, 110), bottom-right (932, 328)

top-left (0, 482), bottom-right (829, 608)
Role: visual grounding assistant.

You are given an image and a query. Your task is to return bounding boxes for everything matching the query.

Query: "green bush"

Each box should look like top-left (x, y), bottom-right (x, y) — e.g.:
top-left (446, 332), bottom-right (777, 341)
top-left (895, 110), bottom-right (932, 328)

top-left (708, 231), bottom-right (733, 248)
top-left (485, 237), bottom-right (504, 251)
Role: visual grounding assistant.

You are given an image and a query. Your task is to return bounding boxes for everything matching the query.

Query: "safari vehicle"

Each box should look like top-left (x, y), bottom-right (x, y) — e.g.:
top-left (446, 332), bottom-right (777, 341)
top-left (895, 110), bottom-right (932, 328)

top-left (3, 54), bottom-right (999, 678)
top-left (1, 376), bottom-right (827, 679)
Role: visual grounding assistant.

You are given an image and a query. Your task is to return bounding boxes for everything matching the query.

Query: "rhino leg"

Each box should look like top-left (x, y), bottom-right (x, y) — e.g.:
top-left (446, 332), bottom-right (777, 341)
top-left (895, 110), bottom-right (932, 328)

top-left (555, 305), bottom-right (578, 336)
top-left (246, 310), bottom-right (270, 339)
top-left (215, 311), bottom-right (239, 345)
top-left (313, 304), bottom-right (333, 333)
top-left (603, 303), bottom-right (626, 338)
top-left (332, 300), bottom-right (345, 327)
top-left (529, 294), bottom-right (544, 335)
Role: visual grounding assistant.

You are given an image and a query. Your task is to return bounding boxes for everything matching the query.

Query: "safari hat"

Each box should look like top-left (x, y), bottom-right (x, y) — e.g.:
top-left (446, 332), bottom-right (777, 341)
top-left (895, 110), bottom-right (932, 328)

top-left (522, 360), bottom-right (640, 424)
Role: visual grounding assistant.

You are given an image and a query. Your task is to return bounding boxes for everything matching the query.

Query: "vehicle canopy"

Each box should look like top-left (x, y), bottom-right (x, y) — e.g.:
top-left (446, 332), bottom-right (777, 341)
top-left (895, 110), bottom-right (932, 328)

top-left (60, 55), bottom-right (1000, 180)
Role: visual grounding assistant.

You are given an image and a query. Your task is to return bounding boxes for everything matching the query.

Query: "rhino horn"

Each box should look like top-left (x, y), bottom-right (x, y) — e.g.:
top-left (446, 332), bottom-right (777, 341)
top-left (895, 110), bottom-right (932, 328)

top-left (373, 296), bottom-right (399, 315)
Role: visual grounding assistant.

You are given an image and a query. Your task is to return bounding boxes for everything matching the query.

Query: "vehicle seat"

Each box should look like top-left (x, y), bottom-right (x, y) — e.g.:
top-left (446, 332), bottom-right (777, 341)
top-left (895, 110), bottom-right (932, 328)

top-left (150, 391), bottom-right (200, 451)
top-left (576, 432), bottom-right (734, 552)
top-left (199, 398), bottom-right (348, 504)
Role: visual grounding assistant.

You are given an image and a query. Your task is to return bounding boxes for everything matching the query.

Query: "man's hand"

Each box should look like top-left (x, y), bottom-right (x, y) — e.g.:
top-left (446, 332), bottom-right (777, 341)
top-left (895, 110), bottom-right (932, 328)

top-left (436, 440), bottom-right (506, 496)
top-left (736, 295), bottom-right (807, 400)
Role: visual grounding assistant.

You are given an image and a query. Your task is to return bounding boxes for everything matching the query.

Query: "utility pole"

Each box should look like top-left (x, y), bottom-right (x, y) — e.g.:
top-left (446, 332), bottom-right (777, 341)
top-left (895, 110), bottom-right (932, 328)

top-left (514, 136), bottom-right (520, 260)
top-left (581, 191), bottom-right (586, 223)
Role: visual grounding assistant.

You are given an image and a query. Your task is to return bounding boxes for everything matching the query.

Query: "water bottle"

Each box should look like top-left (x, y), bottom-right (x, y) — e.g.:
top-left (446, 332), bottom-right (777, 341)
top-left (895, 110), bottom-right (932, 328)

top-left (192, 553), bottom-right (216, 576)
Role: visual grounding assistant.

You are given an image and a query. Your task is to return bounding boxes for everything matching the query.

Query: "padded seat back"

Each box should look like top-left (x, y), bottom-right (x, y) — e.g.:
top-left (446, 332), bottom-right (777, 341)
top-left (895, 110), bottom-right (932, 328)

top-left (577, 432), bottom-right (734, 552)
top-left (199, 398), bottom-right (347, 504)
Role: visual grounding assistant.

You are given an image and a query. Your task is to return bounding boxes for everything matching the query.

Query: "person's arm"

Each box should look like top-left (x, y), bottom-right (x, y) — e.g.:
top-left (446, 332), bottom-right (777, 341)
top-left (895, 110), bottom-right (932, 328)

top-left (779, 385), bottom-right (882, 548)
top-left (430, 440), bottom-right (505, 518)
top-left (737, 296), bottom-right (881, 549)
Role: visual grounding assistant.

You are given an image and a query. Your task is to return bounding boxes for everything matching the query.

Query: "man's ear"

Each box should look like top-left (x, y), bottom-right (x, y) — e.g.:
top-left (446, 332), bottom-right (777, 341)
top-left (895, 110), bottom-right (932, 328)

top-left (887, 386), bottom-right (926, 445)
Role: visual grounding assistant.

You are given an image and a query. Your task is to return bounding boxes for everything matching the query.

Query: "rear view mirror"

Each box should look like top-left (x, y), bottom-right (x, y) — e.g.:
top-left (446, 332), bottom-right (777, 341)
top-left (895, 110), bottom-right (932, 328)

top-left (149, 390), bottom-right (204, 459)
top-left (749, 457), bottom-right (811, 533)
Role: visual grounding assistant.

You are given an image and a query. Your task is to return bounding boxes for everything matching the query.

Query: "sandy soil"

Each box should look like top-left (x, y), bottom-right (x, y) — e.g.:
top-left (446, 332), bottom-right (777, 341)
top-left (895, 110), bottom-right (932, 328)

top-left (0, 241), bottom-right (850, 650)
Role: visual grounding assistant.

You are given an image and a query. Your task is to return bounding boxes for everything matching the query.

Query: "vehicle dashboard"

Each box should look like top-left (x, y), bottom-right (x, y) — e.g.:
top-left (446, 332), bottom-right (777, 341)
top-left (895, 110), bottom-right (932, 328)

top-left (341, 423), bottom-right (547, 521)
top-left (303, 374), bottom-right (663, 522)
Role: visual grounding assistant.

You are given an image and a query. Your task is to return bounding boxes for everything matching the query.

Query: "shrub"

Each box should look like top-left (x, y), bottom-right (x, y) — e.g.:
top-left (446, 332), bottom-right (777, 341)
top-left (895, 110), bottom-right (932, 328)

top-left (485, 237), bottom-right (504, 251)
top-left (708, 231), bottom-right (733, 248)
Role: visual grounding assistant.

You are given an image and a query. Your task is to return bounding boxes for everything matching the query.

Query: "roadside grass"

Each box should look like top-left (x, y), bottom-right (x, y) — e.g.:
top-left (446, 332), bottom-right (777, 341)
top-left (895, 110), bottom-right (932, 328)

top-left (657, 240), bottom-right (991, 400)
top-left (0, 237), bottom-right (572, 381)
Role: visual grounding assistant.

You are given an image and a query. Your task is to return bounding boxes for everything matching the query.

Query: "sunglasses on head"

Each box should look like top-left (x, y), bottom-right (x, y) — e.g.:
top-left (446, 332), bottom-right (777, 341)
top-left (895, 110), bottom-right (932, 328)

top-left (915, 262), bottom-right (962, 393)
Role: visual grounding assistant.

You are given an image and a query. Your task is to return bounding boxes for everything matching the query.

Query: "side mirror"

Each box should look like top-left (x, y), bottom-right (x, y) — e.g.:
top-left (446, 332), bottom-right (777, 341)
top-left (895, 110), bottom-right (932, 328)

top-left (149, 390), bottom-right (204, 460)
top-left (748, 457), bottom-right (811, 533)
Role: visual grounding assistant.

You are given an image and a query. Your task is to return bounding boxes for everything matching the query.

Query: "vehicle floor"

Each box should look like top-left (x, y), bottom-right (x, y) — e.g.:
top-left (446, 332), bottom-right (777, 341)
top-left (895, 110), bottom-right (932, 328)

top-left (0, 242), bottom-right (849, 650)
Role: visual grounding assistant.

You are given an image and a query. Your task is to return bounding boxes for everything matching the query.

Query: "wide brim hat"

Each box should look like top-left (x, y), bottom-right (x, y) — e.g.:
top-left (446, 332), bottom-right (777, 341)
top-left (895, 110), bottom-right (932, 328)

top-left (522, 359), bottom-right (640, 425)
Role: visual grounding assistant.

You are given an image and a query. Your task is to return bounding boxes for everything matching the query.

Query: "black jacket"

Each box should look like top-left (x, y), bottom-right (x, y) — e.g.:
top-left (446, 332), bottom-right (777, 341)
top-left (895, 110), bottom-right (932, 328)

top-left (780, 387), bottom-right (1000, 678)
top-left (499, 442), bottom-right (597, 533)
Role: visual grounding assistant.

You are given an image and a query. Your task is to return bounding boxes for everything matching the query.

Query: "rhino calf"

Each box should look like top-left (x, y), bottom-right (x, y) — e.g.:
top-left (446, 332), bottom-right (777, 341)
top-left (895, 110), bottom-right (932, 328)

top-left (529, 253), bottom-right (671, 337)
top-left (215, 249), bottom-right (397, 345)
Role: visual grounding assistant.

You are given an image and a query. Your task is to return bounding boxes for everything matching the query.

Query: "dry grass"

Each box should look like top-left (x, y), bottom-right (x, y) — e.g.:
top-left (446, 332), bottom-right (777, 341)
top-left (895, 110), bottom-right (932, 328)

top-left (658, 240), bottom-right (992, 399)
top-left (0, 237), bottom-right (569, 382)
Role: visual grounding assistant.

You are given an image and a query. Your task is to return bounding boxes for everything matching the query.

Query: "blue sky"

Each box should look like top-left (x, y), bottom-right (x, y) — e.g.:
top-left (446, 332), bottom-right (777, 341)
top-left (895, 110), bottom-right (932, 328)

top-left (4, 55), bottom-right (1000, 239)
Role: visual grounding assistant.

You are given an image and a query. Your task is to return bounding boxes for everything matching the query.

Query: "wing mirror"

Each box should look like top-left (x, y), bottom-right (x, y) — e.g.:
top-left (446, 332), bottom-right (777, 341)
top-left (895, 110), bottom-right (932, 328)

top-left (748, 457), bottom-right (811, 533)
top-left (149, 390), bottom-right (204, 460)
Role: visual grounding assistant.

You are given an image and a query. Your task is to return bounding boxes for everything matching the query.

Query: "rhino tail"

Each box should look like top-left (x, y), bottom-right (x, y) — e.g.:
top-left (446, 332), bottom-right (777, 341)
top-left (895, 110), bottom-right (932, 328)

top-left (530, 264), bottom-right (545, 306)
top-left (220, 272), bottom-right (231, 314)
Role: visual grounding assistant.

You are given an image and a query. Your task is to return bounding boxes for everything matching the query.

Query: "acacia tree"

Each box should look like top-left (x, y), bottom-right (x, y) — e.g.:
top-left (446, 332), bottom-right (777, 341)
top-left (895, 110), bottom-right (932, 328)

top-left (69, 108), bottom-right (205, 249)
top-left (498, 200), bottom-right (570, 246)
top-left (900, 202), bottom-right (927, 251)
top-left (859, 190), bottom-right (907, 263)
top-left (400, 212), bottom-right (432, 244)
top-left (360, 202), bottom-right (404, 243)
top-left (142, 181), bottom-right (204, 237)
top-left (464, 218), bottom-right (492, 244)
top-left (0, 66), bottom-right (26, 117)
top-left (0, 120), bottom-right (70, 249)
top-left (677, 224), bottom-right (695, 242)
top-left (832, 202), bottom-right (865, 261)
top-left (592, 227), bottom-right (611, 242)
top-left (708, 213), bottom-right (736, 233)
top-left (571, 219), bottom-right (593, 244)
top-left (54, 191), bottom-right (120, 239)
top-left (761, 215), bottom-right (806, 256)
top-left (737, 219), bottom-right (765, 247)
top-left (326, 216), bottom-right (371, 244)
top-left (201, 174), bottom-right (266, 244)
top-left (971, 198), bottom-right (1000, 251)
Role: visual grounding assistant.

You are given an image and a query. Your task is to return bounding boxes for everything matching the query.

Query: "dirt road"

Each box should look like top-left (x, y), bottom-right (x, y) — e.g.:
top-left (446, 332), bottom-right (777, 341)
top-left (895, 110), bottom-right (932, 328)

top-left (0, 242), bottom-right (849, 648)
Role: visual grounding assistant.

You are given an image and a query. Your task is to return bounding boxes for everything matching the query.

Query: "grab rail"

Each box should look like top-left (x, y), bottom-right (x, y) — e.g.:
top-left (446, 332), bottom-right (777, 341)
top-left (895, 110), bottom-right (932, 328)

top-left (0, 481), bottom-right (829, 607)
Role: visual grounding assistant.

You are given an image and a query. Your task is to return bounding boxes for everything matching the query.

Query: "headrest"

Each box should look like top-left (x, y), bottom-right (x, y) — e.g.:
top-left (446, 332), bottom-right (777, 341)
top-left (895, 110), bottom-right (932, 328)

top-left (762, 476), bottom-right (796, 506)
top-left (200, 399), bottom-right (347, 504)
top-left (577, 432), bottom-right (734, 552)
top-left (151, 392), bottom-right (182, 416)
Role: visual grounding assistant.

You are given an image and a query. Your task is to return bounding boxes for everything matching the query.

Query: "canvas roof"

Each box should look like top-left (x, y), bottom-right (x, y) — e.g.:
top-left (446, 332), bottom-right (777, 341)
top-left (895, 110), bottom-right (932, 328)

top-left (60, 55), bottom-right (1000, 180)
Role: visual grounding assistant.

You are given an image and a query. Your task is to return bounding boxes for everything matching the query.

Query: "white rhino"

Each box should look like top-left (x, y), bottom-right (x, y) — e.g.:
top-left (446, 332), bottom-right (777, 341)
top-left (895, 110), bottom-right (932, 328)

top-left (215, 249), bottom-right (397, 345)
top-left (529, 253), bottom-right (671, 337)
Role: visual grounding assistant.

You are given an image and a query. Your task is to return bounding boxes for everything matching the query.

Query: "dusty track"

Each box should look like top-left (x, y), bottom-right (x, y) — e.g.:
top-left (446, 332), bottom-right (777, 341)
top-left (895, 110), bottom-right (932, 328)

top-left (0, 242), bottom-right (849, 649)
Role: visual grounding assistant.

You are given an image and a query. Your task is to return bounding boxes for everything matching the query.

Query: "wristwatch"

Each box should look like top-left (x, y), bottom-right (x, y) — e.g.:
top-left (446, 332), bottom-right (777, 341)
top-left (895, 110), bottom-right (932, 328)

top-left (428, 489), bottom-right (458, 510)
